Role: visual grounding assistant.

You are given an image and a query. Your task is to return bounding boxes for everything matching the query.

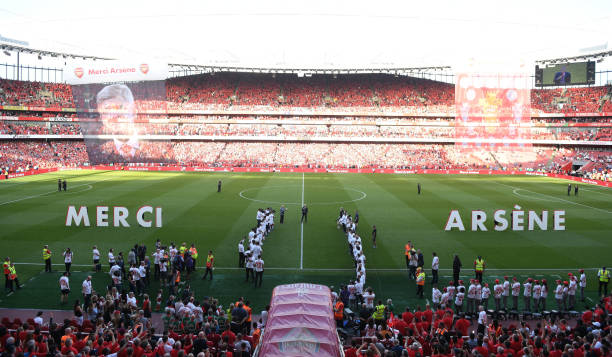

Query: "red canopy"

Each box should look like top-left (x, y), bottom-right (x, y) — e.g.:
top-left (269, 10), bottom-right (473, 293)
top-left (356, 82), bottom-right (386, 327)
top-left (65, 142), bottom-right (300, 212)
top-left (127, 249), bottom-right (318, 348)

top-left (255, 283), bottom-right (342, 357)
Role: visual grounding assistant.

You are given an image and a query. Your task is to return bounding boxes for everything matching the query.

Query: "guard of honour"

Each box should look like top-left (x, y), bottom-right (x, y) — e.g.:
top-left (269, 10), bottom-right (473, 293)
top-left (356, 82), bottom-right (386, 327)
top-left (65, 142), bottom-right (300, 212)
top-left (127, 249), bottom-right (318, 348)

top-left (23, 207), bottom-right (273, 303)
top-left (403, 244), bottom-right (610, 314)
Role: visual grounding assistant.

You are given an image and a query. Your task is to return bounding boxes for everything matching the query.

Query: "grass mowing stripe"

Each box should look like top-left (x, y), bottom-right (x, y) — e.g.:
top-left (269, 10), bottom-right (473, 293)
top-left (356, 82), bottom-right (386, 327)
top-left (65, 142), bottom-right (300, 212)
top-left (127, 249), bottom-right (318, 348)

top-left (494, 181), bottom-right (612, 214)
top-left (300, 172), bottom-right (304, 270)
top-left (0, 174), bottom-right (116, 206)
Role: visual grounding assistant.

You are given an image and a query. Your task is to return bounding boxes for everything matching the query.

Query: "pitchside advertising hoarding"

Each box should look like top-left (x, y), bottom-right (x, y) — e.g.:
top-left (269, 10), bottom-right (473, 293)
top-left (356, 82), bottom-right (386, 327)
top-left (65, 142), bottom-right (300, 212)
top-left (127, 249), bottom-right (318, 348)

top-left (66, 61), bottom-right (169, 165)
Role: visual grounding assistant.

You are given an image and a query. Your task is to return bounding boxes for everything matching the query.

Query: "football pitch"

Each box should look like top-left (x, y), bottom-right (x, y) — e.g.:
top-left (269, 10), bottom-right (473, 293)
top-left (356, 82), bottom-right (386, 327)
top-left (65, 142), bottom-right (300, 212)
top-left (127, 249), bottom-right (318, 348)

top-left (1, 169), bottom-right (611, 312)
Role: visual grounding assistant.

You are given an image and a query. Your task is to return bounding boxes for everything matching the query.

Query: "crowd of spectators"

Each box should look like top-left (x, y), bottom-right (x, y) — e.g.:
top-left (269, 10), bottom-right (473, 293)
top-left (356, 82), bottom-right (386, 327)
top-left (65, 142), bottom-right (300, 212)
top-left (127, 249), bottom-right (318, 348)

top-left (3, 119), bottom-right (611, 143)
top-left (0, 79), bottom-right (73, 107)
top-left (0, 141), bottom-right (88, 173)
top-left (1, 76), bottom-right (610, 116)
top-left (1, 139), bottom-right (610, 179)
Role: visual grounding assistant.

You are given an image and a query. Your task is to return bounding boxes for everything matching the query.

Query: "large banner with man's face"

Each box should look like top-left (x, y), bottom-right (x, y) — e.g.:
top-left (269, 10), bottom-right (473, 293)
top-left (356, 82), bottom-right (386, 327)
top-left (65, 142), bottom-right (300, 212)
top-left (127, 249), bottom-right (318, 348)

top-left (67, 61), bottom-right (171, 165)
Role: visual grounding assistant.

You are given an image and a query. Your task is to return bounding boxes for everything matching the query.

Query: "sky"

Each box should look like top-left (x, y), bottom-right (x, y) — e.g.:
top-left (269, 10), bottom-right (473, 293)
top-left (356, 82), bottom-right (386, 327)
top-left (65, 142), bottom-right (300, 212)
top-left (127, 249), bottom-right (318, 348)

top-left (0, 0), bottom-right (611, 70)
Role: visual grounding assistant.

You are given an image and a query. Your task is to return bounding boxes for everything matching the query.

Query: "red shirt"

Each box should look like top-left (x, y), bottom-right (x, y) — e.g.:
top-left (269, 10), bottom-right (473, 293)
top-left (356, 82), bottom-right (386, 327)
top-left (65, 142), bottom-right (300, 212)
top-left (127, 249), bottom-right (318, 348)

top-left (454, 318), bottom-right (470, 336)
top-left (423, 309), bottom-right (433, 323)
top-left (221, 330), bottom-right (236, 346)
top-left (344, 347), bottom-right (358, 357)
top-left (402, 311), bottom-right (414, 324)
top-left (61, 345), bottom-right (79, 355)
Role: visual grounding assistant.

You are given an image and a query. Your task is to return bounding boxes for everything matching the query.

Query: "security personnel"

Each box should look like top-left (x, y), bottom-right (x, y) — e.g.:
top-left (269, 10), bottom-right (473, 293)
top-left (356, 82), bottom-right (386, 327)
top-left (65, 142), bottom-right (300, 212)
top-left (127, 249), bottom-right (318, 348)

top-left (8, 263), bottom-right (21, 292)
top-left (179, 242), bottom-right (187, 257)
top-left (333, 298), bottom-right (345, 327)
top-left (58, 178), bottom-right (62, 192)
top-left (62, 179), bottom-right (67, 191)
top-left (405, 241), bottom-right (413, 271)
top-left (189, 244), bottom-right (198, 267)
top-left (43, 245), bottom-right (52, 272)
top-left (474, 256), bottom-right (485, 282)
top-left (202, 250), bottom-right (214, 280)
top-left (372, 300), bottom-right (385, 324)
top-left (416, 267), bottom-right (426, 298)
top-left (3, 257), bottom-right (10, 292)
top-left (598, 267), bottom-right (609, 297)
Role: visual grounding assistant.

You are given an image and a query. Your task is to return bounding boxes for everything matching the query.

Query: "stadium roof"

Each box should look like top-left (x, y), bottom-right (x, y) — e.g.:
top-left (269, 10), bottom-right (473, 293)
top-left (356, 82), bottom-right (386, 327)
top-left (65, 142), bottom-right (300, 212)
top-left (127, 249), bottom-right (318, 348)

top-left (0, 0), bottom-right (611, 70)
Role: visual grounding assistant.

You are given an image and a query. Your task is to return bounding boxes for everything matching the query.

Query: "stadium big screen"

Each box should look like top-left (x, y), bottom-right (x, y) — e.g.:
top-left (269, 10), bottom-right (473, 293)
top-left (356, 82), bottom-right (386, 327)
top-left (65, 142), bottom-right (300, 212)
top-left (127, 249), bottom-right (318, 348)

top-left (66, 61), bottom-right (170, 165)
top-left (535, 61), bottom-right (595, 86)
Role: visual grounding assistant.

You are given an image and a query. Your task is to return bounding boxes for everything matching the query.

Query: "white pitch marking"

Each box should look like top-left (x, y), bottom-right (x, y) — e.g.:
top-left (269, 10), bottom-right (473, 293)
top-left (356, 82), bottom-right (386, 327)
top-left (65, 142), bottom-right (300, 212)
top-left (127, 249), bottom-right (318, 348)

top-left (498, 181), bottom-right (612, 214)
top-left (0, 176), bottom-right (114, 206)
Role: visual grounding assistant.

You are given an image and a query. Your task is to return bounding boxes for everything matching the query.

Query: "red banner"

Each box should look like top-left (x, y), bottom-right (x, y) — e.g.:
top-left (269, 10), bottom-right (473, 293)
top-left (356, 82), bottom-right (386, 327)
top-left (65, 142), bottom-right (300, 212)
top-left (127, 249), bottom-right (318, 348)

top-left (455, 73), bottom-right (532, 148)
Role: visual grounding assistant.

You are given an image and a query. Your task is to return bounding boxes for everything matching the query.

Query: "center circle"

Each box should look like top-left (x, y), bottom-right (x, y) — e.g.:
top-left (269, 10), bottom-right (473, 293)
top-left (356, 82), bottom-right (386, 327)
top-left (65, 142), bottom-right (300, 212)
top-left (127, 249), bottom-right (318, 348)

top-left (239, 185), bottom-right (367, 205)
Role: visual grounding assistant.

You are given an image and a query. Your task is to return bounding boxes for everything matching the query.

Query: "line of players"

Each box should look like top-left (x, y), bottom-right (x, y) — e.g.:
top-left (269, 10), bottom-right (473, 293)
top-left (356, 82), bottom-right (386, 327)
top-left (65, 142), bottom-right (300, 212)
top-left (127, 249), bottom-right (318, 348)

top-left (237, 208), bottom-right (272, 288)
top-left (431, 271), bottom-right (587, 315)
top-left (337, 208), bottom-right (368, 303)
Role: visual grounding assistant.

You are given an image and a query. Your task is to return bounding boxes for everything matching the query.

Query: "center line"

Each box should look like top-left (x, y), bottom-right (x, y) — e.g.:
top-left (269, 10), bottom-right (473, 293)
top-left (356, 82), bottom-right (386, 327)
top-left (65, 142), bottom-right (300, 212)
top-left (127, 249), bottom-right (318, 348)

top-left (300, 172), bottom-right (304, 270)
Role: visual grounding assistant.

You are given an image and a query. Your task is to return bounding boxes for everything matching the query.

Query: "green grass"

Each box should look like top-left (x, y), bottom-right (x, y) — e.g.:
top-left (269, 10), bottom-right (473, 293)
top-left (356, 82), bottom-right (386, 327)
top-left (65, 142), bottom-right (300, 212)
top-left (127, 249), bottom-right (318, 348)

top-left (1, 170), bottom-right (611, 313)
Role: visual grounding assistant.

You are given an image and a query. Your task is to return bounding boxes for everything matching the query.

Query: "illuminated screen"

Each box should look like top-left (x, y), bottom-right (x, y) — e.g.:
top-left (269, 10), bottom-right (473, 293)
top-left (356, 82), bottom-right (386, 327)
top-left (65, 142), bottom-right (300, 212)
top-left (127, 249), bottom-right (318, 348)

top-left (537, 62), bottom-right (593, 86)
top-left (455, 73), bottom-right (531, 150)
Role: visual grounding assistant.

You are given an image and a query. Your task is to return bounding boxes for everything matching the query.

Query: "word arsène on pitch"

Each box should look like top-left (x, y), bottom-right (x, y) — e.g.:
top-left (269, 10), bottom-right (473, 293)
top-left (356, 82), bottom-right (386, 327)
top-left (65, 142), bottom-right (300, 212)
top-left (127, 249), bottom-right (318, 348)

top-left (65, 205), bottom-right (162, 228)
top-left (444, 207), bottom-right (565, 231)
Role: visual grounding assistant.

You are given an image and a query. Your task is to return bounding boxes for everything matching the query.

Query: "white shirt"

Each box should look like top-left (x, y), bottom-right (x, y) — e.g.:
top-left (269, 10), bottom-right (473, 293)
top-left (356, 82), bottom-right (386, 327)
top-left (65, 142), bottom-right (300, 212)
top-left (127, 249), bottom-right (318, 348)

top-left (478, 310), bottom-right (487, 325)
top-left (579, 273), bottom-right (587, 288)
top-left (468, 284), bottom-right (476, 299)
top-left (109, 265), bottom-right (121, 277)
top-left (541, 285), bottom-right (548, 298)
top-left (455, 292), bottom-right (464, 306)
top-left (238, 243), bottom-right (245, 253)
top-left (153, 251), bottom-right (161, 264)
top-left (33, 316), bottom-right (43, 326)
top-left (555, 285), bottom-right (564, 299)
top-left (63, 251), bottom-right (73, 263)
top-left (130, 267), bottom-right (140, 281)
top-left (354, 281), bottom-right (364, 295)
top-left (432, 288), bottom-right (442, 303)
top-left (512, 282), bottom-right (521, 296)
top-left (59, 276), bottom-right (70, 290)
top-left (108, 252), bottom-right (115, 263)
top-left (363, 292), bottom-right (375, 308)
top-left (533, 285), bottom-right (541, 299)
top-left (475, 284), bottom-right (482, 299)
top-left (568, 280), bottom-right (577, 295)
top-left (432, 256), bottom-right (439, 270)
top-left (447, 285), bottom-right (456, 299)
top-left (254, 259), bottom-right (264, 272)
top-left (251, 245), bottom-right (262, 258)
top-left (93, 249), bottom-right (100, 260)
top-left (138, 265), bottom-right (147, 278)
top-left (503, 281), bottom-right (510, 296)
top-left (82, 279), bottom-right (92, 294)
top-left (523, 282), bottom-right (532, 297)
top-left (246, 256), bottom-right (254, 269)
top-left (127, 295), bottom-right (137, 308)
top-left (494, 284), bottom-right (503, 298)
top-left (481, 286), bottom-right (490, 299)
top-left (441, 292), bottom-right (450, 305)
